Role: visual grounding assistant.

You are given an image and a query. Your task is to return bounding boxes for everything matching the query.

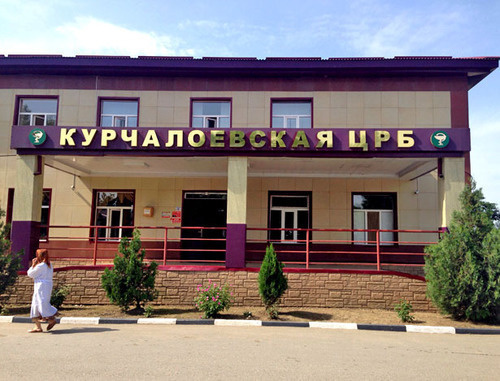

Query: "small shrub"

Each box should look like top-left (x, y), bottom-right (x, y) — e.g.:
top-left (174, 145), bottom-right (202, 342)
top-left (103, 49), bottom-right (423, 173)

top-left (395, 299), bottom-right (415, 323)
top-left (50, 285), bottom-right (70, 309)
top-left (194, 280), bottom-right (233, 319)
top-left (258, 244), bottom-right (288, 319)
top-left (101, 229), bottom-right (158, 312)
top-left (144, 305), bottom-right (153, 318)
top-left (243, 311), bottom-right (253, 319)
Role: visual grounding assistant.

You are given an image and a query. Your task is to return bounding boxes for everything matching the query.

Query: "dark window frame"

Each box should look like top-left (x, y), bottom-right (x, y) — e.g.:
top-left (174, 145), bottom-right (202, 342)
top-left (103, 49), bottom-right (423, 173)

top-left (270, 97), bottom-right (314, 129)
top-left (90, 189), bottom-right (136, 240)
top-left (267, 191), bottom-right (313, 243)
top-left (96, 97), bottom-right (140, 127)
top-left (40, 188), bottom-right (52, 242)
top-left (13, 95), bottom-right (59, 126)
top-left (351, 192), bottom-right (398, 245)
top-left (190, 97), bottom-right (232, 128)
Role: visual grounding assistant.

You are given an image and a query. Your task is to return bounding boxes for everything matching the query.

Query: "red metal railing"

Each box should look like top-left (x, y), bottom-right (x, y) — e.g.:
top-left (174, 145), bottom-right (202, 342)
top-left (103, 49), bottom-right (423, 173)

top-left (39, 225), bottom-right (440, 271)
top-left (246, 227), bottom-right (440, 270)
top-left (41, 225), bottom-right (227, 266)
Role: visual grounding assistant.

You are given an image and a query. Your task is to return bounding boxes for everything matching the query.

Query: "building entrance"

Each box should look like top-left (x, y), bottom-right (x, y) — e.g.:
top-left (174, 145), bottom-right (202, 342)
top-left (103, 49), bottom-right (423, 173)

top-left (181, 192), bottom-right (227, 260)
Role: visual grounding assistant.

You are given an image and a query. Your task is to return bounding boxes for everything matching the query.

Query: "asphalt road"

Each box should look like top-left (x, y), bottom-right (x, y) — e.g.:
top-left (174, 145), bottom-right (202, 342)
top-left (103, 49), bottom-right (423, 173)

top-left (1, 323), bottom-right (499, 380)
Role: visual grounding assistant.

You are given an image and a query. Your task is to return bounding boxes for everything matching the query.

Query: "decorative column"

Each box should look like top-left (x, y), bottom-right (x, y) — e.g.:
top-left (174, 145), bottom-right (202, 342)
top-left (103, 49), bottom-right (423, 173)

top-left (225, 156), bottom-right (247, 268)
top-left (11, 155), bottom-right (44, 270)
top-left (438, 157), bottom-right (465, 229)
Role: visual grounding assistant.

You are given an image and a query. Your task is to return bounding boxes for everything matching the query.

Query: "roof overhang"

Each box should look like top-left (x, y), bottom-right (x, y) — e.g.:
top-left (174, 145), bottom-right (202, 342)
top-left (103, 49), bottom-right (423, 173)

top-left (0, 55), bottom-right (498, 89)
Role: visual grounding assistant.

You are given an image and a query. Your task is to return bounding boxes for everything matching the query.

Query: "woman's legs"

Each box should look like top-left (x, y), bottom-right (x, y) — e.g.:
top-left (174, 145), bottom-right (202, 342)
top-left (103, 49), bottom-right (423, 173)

top-left (28, 317), bottom-right (43, 333)
top-left (46, 315), bottom-right (57, 331)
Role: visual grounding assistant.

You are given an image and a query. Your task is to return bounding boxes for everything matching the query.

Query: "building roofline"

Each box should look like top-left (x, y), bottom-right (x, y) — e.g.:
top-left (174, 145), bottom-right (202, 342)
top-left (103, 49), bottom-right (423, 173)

top-left (0, 55), bottom-right (498, 89)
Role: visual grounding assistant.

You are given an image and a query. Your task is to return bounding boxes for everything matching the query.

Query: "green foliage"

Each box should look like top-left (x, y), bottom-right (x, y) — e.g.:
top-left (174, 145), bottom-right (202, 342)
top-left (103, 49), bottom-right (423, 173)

top-left (425, 180), bottom-right (500, 322)
top-left (143, 305), bottom-right (153, 318)
top-left (258, 244), bottom-right (288, 318)
top-left (0, 208), bottom-right (22, 313)
top-left (194, 280), bottom-right (233, 319)
top-left (394, 299), bottom-right (415, 323)
top-left (101, 229), bottom-right (158, 312)
top-left (50, 285), bottom-right (70, 309)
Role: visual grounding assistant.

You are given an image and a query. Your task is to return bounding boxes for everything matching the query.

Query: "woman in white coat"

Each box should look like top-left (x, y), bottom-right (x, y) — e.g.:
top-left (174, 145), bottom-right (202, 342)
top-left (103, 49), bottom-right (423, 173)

top-left (27, 249), bottom-right (58, 333)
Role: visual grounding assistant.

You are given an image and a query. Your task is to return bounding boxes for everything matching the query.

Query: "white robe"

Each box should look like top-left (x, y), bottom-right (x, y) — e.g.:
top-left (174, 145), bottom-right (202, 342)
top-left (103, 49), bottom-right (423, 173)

top-left (27, 262), bottom-right (58, 318)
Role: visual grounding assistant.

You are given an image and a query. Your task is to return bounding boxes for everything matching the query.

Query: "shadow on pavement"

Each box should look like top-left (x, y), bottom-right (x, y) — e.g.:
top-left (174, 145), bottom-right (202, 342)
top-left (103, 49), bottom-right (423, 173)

top-left (49, 327), bottom-right (118, 335)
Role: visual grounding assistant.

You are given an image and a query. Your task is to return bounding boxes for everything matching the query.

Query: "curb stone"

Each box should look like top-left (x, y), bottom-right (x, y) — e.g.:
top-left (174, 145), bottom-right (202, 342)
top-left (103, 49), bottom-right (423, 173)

top-left (1, 316), bottom-right (499, 335)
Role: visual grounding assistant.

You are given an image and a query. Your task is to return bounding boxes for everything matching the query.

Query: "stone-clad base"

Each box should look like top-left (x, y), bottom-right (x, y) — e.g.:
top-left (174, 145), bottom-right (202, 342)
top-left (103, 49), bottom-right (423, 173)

top-left (5, 267), bottom-right (435, 311)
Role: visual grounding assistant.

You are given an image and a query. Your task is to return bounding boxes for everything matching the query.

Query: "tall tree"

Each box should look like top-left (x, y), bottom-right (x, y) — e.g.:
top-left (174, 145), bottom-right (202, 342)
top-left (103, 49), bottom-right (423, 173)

top-left (425, 180), bottom-right (500, 322)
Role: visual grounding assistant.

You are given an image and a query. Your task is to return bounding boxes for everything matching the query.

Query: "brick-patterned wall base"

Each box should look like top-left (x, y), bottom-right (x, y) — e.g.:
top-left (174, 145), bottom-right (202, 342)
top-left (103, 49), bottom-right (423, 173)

top-left (4, 268), bottom-right (435, 311)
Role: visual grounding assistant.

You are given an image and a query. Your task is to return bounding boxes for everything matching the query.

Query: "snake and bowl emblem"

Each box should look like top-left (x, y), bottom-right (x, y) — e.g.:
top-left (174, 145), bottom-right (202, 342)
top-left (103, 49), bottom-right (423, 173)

top-left (29, 129), bottom-right (47, 145)
top-left (430, 130), bottom-right (450, 148)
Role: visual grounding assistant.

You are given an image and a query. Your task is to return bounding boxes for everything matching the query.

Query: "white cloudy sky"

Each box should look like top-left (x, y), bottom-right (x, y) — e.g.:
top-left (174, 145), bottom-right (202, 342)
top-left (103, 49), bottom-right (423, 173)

top-left (0, 0), bottom-right (499, 205)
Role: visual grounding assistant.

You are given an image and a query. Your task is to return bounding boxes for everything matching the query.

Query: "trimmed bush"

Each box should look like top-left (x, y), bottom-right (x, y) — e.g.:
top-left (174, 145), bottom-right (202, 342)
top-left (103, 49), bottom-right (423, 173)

top-left (0, 208), bottom-right (22, 313)
top-left (425, 180), bottom-right (500, 322)
top-left (101, 229), bottom-right (158, 312)
top-left (50, 285), bottom-right (70, 309)
top-left (258, 244), bottom-right (288, 318)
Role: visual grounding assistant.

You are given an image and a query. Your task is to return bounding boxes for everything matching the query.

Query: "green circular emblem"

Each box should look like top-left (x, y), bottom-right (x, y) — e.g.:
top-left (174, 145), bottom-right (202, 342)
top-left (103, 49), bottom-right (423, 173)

top-left (29, 129), bottom-right (47, 145)
top-left (430, 130), bottom-right (450, 148)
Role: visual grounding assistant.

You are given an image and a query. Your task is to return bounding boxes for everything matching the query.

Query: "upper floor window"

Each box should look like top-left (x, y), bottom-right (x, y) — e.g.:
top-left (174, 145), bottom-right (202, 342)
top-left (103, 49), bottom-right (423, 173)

top-left (272, 100), bottom-right (312, 128)
top-left (99, 99), bottom-right (138, 127)
top-left (192, 100), bottom-right (231, 128)
top-left (18, 98), bottom-right (57, 126)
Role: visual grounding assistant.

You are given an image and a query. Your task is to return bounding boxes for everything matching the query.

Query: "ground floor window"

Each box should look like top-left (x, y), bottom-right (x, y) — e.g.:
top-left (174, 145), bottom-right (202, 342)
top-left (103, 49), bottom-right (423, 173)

top-left (268, 192), bottom-right (311, 242)
top-left (352, 193), bottom-right (396, 245)
top-left (93, 190), bottom-right (135, 239)
top-left (40, 189), bottom-right (51, 241)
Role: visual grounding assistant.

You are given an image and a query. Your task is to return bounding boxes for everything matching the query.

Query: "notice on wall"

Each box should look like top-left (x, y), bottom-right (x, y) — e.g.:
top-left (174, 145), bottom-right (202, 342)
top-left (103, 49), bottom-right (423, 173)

top-left (161, 212), bottom-right (171, 219)
top-left (171, 210), bottom-right (181, 224)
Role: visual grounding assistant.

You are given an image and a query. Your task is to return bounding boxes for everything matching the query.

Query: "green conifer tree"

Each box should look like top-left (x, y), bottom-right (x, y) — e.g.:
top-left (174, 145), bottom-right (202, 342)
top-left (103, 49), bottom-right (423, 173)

top-left (425, 180), bottom-right (500, 322)
top-left (101, 229), bottom-right (158, 312)
top-left (258, 244), bottom-right (288, 318)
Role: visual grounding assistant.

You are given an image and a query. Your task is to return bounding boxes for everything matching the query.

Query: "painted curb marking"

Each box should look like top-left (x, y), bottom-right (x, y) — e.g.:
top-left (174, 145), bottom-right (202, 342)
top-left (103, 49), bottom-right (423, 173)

top-left (60, 317), bottom-right (100, 325)
top-left (406, 325), bottom-right (455, 334)
top-left (214, 319), bottom-right (262, 326)
top-left (309, 321), bottom-right (358, 330)
top-left (4, 315), bottom-right (500, 335)
top-left (358, 324), bottom-right (406, 332)
top-left (137, 318), bottom-right (176, 325)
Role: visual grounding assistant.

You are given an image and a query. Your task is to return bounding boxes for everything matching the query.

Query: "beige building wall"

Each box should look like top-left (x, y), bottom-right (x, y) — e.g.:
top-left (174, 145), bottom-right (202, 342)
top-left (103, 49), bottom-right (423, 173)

top-left (0, 87), bottom-right (448, 242)
top-left (246, 172), bottom-right (439, 244)
top-left (13, 167), bottom-right (439, 246)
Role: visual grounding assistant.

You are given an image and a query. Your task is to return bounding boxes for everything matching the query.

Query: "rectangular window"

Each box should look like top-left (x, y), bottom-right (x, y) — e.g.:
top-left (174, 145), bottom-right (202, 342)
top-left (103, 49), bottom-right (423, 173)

top-left (352, 193), bottom-right (396, 245)
top-left (272, 100), bottom-right (312, 128)
top-left (191, 100), bottom-right (231, 128)
top-left (40, 189), bottom-right (52, 241)
top-left (268, 193), bottom-right (311, 242)
top-left (93, 191), bottom-right (135, 239)
top-left (6, 188), bottom-right (52, 241)
top-left (17, 98), bottom-right (57, 126)
top-left (99, 99), bottom-right (138, 127)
